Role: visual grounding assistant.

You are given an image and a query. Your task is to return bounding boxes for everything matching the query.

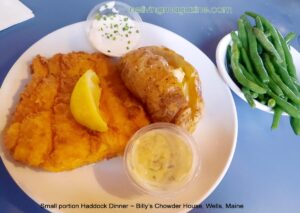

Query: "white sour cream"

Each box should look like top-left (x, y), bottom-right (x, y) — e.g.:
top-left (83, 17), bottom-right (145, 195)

top-left (88, 14), bottom-right (141, 57)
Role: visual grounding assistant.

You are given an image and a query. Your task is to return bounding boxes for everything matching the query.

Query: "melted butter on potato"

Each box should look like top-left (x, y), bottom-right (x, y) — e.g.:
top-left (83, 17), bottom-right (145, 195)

top-left (173, 67), bottom-right (185, 83)
top-left (172, 67), bottom-right (190, 102)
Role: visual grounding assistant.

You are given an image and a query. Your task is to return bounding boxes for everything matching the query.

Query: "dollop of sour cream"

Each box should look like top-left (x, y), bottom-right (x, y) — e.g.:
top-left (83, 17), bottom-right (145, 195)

top-left (88, 13), bottom-right (141, 57)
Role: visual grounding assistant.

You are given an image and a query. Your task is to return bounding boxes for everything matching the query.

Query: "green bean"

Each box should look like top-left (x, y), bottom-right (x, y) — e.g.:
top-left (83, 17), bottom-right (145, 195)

top-left (255, 17), bottom-right (264, 55)
top-left (267, 98), bottom-right (276, 108)
top-left (255, 16), bottom-right (264, 31)
top-left (268, 80), bottom-right (284, 97)
top-left (226, 45), bottom-right (232, 61)
top-left (257, 44), bottom-right (263, 55)
top-left (253, 27), bottom-right (282, 62)
top-left (294, 80), bottom-right (300, 91)
top-left (238, 19), bottom-right (248, 49)
top-left (267, 90), bottom-right (300, 118)
top-left (231, 31), bottom-right (243, 48)
top-left (265, 31), bottom-right (271, 38)
top-left (271, 57), bottom-right (299, 94)
top-left (240, 63), bottom-right (264, 88)
top-left (226, 45), bottom-right (232, 72)
top-left (289, 103), bottom-right (300, 135)
top-left (271, 107), bottom-right (282, 129)
top-left (241, 15), bottom-right (252, 28)
top-left (251, 92), bottom-right (259, 99)
top-left (245, 11), bottom-right (286, 68)
top-left (240, 47), bottom-right (255, 75)
top-left (242, 14), bottom-right (263, 55)
top-left (284, 32), bottom-right (296, 44)
top-left (244, 21), bottom-right (270, 83)
top-left (258, 94), bottom-right (264, 100)
top-left (231, 43), bottom-right (267, 94)
top-left (264, 54), bottom-right (300, 104)
top-left (242, 87), bottom-right (256, 108)
top-left (278, 30), bottom-right (297, 79)
top-left (240, 64), bottom-right (255, 81)
top-left (290, 117), bottom-right (300, 135)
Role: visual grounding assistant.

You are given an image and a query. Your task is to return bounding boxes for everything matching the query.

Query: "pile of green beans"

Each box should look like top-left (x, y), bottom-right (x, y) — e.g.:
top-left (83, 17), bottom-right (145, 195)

top-left (227, 11), bottom-right (300, 135)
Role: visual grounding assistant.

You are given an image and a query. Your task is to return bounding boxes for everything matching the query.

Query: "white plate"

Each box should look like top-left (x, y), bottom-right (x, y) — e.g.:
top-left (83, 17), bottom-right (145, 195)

top-left (0, 22), bottom-right (237, 213)
top-left (216, 32), bottom-right (300, 114)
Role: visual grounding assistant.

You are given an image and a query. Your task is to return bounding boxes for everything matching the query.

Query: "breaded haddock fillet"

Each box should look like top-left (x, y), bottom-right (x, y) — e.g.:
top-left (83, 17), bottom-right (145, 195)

top-left (4, 52), bottom-right (150, 172)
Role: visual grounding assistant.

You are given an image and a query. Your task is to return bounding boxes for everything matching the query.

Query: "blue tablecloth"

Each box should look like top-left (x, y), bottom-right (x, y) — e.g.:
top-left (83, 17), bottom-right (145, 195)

top-left (1, 0), bottom-right (300, 212)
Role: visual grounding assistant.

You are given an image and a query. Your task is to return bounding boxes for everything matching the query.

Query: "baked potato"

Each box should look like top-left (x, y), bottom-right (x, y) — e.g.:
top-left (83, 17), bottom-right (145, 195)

top-left (120, 46), bottom-right (204, 132)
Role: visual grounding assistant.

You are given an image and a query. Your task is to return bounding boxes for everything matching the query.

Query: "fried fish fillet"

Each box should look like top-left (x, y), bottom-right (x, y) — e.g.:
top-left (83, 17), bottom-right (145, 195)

top-left (4, 52), bottom-right (150, 172)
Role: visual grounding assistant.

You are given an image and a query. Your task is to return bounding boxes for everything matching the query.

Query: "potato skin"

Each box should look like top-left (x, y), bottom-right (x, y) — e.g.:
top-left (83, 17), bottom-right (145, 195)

top-left (120, 46), bottom-right (204, 132)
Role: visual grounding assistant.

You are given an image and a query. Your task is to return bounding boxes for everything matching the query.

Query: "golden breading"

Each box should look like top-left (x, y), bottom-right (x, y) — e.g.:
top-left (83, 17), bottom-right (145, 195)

top-left (4, 52), bottom-right (150, 172)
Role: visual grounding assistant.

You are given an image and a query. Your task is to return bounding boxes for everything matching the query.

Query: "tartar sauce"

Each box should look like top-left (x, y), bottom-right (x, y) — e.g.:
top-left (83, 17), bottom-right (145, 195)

top-left (127, 129), bottom-right (194, 191)
top-left (88, 13), bottom-right (141, 57)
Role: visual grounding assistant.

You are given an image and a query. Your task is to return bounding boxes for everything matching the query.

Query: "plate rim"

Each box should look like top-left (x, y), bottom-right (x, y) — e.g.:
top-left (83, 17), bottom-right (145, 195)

top-left (0, 21), bottom-right (238, 212)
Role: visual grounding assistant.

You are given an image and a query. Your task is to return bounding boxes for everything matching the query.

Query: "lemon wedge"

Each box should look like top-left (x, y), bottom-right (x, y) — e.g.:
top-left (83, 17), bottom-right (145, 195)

top-left (70, 69), bottom-right (108, 132)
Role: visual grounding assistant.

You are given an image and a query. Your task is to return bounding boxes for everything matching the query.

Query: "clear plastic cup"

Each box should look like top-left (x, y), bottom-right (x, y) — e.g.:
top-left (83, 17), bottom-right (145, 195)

top-left (86, 1), bottom-right (142, 57)
top-left (124, 123), bottom-right (201, 196)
